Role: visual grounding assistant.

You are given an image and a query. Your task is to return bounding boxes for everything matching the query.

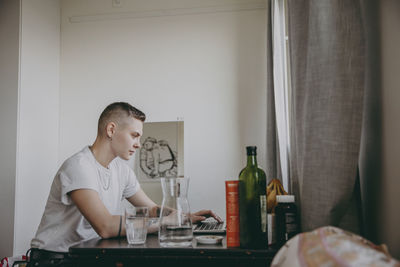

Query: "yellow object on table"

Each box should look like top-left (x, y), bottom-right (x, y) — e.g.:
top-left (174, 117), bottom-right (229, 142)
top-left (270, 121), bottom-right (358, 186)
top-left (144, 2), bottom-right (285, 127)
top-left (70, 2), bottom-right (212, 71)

top-left (267, 178), bottom-right (287, 213)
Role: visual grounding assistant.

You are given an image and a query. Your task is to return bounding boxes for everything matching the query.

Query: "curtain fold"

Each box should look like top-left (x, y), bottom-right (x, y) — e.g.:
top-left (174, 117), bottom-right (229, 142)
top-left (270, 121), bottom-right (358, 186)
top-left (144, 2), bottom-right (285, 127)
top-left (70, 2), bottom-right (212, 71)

top-left (286, 0), bottom-right (366, 233)
top-left (358, 0), bottom-right (381, 244)
top-left (271, 0), bottom-right (290, 190)
top-left (266, 0), bottom-right (282, 183)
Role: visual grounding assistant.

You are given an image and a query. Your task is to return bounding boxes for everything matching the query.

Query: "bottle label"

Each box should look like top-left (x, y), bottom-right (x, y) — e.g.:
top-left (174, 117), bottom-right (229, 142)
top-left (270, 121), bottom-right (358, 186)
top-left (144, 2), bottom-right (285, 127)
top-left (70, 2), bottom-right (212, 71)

top-left (260, 195), bottom-right (267, 233)
top-left (285, 213), bottom-right (298, 235)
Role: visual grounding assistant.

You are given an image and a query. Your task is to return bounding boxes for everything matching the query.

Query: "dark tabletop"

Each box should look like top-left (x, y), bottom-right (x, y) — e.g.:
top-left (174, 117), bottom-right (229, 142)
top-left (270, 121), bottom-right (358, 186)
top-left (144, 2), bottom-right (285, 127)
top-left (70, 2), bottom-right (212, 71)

top-left (69, 234), bottom-right (277, 267)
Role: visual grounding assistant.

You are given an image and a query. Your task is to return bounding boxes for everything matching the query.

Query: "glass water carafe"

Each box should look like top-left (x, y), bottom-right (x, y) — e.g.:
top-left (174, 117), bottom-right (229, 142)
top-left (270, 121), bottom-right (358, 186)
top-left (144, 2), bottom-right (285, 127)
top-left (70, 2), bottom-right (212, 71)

top-left (159, 177), bottom-right (193, 247)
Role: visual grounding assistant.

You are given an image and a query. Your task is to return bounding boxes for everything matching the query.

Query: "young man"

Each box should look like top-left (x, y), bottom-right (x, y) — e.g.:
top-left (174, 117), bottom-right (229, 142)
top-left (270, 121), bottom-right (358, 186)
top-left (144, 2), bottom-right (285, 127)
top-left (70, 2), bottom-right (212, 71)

top-left (31, 102), bottom-right (221, 255)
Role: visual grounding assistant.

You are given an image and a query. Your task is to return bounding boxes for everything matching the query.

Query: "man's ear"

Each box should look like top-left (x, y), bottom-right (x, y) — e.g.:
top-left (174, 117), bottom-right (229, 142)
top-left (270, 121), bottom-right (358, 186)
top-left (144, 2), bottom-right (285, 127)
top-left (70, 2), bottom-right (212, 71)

top-left (106, 122), bottom-right (116, 138)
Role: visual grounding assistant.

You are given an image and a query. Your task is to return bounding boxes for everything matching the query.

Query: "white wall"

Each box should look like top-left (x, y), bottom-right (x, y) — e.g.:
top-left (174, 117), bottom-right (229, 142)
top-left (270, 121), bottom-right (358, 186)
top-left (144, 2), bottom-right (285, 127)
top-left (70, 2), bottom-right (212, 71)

top-left (0, 0), bottom-right (20, 258)
top-left (381, 0), bottom-right (400, 258)
top-left (59, 0), bottom-right (267, 218)
top-left (13, 0), bottom-right (61, 255)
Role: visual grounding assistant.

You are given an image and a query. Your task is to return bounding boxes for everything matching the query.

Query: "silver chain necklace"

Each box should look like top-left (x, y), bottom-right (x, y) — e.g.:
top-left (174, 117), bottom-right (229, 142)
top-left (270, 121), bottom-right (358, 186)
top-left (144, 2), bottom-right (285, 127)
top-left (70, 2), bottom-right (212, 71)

top-left (98, 170), bottom-right (111, 191)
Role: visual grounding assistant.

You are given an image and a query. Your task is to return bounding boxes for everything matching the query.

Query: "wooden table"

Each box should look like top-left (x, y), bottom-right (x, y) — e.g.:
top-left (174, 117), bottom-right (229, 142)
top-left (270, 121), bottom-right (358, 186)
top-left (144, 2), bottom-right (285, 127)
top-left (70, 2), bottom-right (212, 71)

top-left (69, 234), bottom-right (277, 267)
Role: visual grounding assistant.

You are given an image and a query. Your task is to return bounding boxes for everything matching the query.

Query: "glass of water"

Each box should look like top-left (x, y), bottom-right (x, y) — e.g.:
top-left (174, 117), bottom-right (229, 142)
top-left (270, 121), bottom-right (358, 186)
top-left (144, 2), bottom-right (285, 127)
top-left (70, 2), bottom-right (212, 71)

top-left (125, 206), bottom-right (149, 245)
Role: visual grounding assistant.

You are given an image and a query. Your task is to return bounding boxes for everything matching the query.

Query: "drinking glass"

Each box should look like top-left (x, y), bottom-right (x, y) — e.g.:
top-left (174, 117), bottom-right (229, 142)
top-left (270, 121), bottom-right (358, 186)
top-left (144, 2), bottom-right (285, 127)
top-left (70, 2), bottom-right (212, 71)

top-left (125, 206), bottom-right (149, 245)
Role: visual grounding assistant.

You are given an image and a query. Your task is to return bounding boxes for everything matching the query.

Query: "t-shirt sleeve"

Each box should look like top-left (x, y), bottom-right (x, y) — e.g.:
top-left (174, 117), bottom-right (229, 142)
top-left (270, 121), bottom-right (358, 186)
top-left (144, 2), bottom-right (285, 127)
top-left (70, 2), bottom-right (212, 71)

top-left (123, 166), bottom-right (141, 198)
top-left (59, 158), bottom-right (99, 205)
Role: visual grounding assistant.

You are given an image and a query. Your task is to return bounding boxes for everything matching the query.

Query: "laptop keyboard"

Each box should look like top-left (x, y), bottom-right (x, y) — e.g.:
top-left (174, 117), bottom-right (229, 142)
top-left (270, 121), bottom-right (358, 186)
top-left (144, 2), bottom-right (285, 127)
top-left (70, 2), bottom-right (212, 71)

top-left (193, 221), bottom-right (226, 234)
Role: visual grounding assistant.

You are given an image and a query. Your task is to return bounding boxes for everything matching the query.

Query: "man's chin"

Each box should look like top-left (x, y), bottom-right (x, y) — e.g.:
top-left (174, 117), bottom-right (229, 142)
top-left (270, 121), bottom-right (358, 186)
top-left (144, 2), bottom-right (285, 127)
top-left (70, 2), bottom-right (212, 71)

top-left (120, 154), bottom-right (131, 161)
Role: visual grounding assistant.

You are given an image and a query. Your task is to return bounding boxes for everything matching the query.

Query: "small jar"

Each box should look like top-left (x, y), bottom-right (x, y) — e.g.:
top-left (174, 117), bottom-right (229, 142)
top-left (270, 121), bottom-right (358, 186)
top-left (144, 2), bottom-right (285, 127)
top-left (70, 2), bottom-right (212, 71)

top-left (275, 195), bottom-right (299, 247)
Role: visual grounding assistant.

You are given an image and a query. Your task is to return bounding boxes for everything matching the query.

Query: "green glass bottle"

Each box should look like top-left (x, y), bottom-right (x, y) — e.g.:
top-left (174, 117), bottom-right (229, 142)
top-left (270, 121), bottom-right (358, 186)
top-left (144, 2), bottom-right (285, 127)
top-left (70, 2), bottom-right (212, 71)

top-left (239, 146), bottom-right (268, 248)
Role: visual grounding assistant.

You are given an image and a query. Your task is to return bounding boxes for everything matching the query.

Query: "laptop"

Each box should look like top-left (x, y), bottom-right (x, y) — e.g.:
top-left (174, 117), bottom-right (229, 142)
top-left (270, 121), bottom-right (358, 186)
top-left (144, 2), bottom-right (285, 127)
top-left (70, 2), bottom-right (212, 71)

top-left (193, 218), bottom-right (226, 234)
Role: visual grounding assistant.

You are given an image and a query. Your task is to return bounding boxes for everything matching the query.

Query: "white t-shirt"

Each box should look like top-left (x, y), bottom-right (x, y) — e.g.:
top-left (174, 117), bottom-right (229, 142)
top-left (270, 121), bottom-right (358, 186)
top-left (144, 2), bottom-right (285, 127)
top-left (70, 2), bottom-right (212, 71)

top-left (31, 146), bottom-right (141, 252)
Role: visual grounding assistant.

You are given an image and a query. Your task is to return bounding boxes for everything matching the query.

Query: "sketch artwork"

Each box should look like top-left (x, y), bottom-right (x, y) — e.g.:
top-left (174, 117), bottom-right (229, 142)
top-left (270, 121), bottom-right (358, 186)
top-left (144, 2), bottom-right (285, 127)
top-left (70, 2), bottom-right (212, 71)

top-left (140, 137), bottom-right (178, 178)
top-left (132, 120), bottom-right (184, 181)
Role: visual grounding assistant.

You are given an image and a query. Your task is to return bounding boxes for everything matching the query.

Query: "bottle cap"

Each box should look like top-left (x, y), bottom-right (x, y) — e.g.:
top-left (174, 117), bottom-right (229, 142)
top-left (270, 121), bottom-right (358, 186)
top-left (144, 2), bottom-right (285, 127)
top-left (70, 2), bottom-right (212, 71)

top-left (246, 146), bottom-right (257, 156)
top-left (276, 195), bottom-right (295, 203)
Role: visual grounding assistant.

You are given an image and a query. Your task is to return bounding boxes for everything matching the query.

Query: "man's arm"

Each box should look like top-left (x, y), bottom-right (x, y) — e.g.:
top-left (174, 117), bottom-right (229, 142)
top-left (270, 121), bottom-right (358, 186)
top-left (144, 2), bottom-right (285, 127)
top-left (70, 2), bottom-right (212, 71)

top-left (127, 189), bottom-right (223, 223)
top-left (70, 189), bottom-right (125, 239)
top-left (126, 189), bottom-right (159, 217)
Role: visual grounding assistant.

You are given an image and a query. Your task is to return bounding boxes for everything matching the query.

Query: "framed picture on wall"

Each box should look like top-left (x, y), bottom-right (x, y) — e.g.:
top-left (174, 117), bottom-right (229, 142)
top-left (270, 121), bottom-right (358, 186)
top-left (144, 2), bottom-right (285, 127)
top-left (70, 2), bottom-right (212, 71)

top-left (133, 121), bottom-right (184, 182)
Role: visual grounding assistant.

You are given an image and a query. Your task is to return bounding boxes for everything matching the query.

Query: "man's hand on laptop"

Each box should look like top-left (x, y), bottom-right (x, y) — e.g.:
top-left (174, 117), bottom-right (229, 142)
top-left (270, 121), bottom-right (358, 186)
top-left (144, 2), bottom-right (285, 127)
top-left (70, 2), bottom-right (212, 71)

top-left (191, 210), bottom-right (223, 224)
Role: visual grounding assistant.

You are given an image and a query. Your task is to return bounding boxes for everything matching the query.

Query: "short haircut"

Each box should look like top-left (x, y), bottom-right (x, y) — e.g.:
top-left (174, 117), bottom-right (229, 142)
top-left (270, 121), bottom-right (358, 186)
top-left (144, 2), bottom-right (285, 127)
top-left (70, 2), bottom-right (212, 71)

top-left (98, 102), bottom-right (146, 136)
